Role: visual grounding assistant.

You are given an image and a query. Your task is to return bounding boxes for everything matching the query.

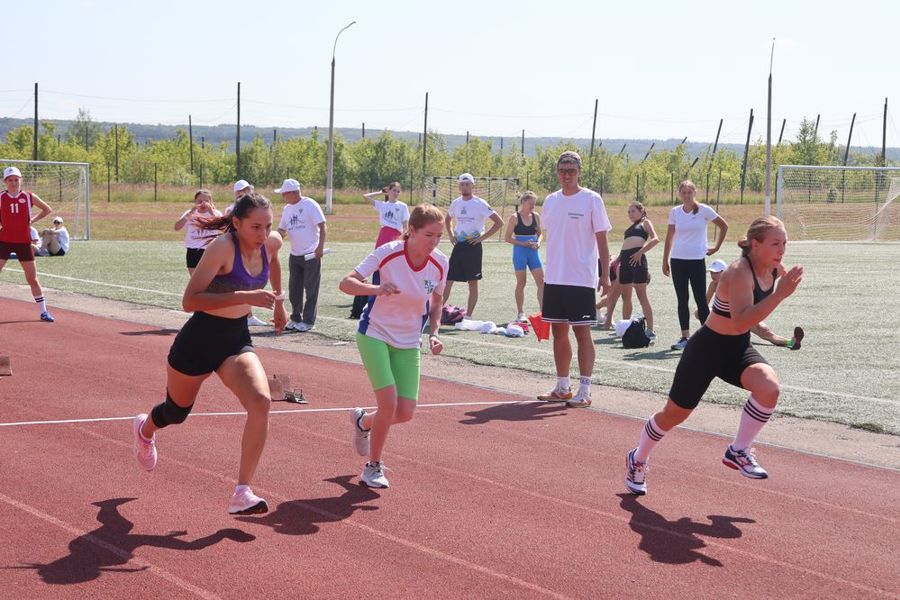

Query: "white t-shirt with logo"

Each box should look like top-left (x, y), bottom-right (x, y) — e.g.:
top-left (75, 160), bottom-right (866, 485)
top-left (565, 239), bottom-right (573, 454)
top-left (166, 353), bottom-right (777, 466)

top-left (448, 196), bottom-right (494, 242)
top-left (667, 204), bottom-right (718, 260)
top-left (180, 208), bottom-right (223, 249)
top-left (278, 197), bottom-right (327, 257)
top-left (373, 200), bottom-right (410, 231)
top-left (541, 187), bottom-right (612, 288)
top-left (355, 240), bottom-right (448, 349)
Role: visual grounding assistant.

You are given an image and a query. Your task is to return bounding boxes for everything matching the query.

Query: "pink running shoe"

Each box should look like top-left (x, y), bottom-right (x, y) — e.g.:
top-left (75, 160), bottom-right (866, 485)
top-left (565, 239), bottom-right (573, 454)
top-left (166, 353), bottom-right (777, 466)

top-left (132, 414), bottom-right (157, 471)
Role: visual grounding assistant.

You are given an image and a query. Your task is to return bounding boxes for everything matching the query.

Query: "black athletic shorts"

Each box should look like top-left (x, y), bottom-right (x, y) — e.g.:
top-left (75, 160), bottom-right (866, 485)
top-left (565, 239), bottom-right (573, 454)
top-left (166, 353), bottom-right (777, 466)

top-left (669, 326), bottom-right (769, 410)
top-left (542, 283), bottom-right (597, 325)
top-left (0, 241), bottom-right (35, 262)
top-left (447, 241), bottom-right (483, 282)
top-left (185, 247), bottom-right (205, 269)
top-left (168, 311), bottom-right (254, 376)
top-left (618, 248), bottom-right (649, 285)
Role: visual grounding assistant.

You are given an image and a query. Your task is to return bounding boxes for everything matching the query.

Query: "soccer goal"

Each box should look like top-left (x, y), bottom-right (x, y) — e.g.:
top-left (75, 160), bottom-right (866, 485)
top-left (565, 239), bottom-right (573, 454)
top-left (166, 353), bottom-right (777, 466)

top-left (776, 165), bottom-right (900, 241)
top-left (1, 159), bottom-right (91, 240)
top-left (430, 176), bottom-right (519, 240)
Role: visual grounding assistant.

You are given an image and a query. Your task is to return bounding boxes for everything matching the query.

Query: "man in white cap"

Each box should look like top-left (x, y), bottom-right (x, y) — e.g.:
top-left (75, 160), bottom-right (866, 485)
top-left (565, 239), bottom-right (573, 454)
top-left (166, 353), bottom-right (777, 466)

top-left (704, 258), bottom-right (804, 350)
top-left (40, 216), bottom-right (70, 256)
top-left (537, 151), bottom-right (611, 407)
top-left (276, 178), bottom-right (327, 332)
top-left (0, 166), bottom-right (56, 321)
top-left (442, 173), bottom-right (503, 317)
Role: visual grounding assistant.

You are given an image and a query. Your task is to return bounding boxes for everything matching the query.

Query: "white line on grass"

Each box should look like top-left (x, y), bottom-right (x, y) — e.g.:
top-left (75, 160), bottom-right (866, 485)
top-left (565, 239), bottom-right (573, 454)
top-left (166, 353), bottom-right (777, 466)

top-left (0, 400), bottom-right (525, 428)
top-left (12, 270), bottom-right (898, 407)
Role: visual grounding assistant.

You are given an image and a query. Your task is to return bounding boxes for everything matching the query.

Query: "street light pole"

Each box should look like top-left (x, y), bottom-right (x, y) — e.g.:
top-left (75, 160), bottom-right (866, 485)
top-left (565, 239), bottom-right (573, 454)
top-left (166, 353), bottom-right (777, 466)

top-left (326, 20), bottom-right (356, 214)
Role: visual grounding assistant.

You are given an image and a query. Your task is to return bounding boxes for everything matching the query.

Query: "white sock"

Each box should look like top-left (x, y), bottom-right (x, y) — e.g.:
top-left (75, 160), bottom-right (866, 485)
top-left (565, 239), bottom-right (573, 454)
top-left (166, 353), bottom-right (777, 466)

top-left (35, 296), bottom-right (47, 312)
top-left (235, 484), bottom-right (250, 495)
top-left (732, 396), bottom-right (774, 451)
top-left (556, 376), bottom-right (570, 391)
top-left (578, 375), bottom-right (591, 389)
top-left (635, 417), bottom-right (666, 463)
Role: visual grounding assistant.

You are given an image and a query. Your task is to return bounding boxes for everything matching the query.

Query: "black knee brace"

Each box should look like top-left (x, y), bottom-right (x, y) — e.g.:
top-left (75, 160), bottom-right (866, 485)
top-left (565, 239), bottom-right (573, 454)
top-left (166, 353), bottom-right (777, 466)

top-left (150, 392), bottom-right (194, 429)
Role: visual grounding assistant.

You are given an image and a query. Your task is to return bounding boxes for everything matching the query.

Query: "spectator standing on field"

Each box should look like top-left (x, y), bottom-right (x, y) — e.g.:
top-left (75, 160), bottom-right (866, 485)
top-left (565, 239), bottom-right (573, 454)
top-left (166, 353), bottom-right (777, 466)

top-left (276, 178), bottom-right (327, 332)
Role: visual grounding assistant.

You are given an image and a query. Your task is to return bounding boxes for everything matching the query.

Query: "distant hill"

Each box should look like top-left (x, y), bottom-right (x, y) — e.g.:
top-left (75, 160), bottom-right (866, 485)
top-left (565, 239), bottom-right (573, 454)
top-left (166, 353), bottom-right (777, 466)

top-left (3, 117), bottom-right (899, 163)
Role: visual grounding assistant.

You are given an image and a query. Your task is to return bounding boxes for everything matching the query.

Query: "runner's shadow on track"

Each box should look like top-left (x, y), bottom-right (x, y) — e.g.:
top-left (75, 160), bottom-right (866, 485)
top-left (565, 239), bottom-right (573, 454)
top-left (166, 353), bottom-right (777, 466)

top-left (119, 328), bottom-right (180, 337)
top-left (9, 497), bottom-right (254, 585)
top-left (621, 349), bottom-right (677, 361)
top-left (459, 402), bottom-right (569, 425)
top-left (617, 494), bottom-right (755, 567)
top-left (236, 475), bottom-right (380, 536)
top-left (0, 319), bottom-right (39, 325)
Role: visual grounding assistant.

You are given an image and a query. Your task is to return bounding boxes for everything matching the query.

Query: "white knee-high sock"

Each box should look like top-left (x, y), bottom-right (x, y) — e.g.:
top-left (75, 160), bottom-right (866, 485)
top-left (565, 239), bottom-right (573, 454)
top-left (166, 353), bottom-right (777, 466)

top-left (635, 416), bottom-right (666, 463)
top-left (35, 296), bottom-right (47, 312)
top-left (732, 396), bottom-right (774, 451)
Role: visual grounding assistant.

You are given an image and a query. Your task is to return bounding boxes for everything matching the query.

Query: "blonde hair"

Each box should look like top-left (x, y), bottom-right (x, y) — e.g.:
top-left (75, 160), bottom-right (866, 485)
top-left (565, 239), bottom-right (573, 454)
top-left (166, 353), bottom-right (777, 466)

top-left (737, 216), bottom-right (786, 257)
top-left (678, 180), bottom-right (699, 213)
top-left (518, 190), bottom-right (537, 208)
top-left (404, 204), bottom-right (445, 239)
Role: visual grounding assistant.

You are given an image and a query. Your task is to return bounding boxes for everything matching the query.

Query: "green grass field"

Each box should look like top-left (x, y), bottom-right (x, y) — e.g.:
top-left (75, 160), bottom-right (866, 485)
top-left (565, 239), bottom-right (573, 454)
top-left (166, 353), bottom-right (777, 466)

top-left (3, 239), bottom-right (898, 435)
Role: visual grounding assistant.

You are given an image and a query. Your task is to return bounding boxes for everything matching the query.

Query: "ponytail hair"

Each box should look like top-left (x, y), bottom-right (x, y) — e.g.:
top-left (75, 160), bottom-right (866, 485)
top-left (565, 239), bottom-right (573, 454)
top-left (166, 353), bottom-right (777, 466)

top-left (403, 203), bottom-right (445, 240)
top-left (196, 192), bottom-right (271, 236)
top-left (678, 180), bottom-right (700, 214)
top-left (629, 200), bottom-right (647, 222)
top-left (517, 190), bottom-right (538, 211)
top-left (382, 181), bottom-right (401, 201)
top-left (737, 216), bottom-right (785, 257)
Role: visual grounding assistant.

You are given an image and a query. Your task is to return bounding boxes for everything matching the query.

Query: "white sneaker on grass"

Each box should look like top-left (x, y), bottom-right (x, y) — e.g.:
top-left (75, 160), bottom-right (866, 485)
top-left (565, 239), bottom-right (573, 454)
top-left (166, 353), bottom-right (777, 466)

top-left (646, 329), bottom-right (657, 344)
top-left (295, 322), bottom-right (313, 332)
top-left (360, 461), bottom-right (390, 488)
top-left (284, 319), bottom-right (300, 331)
top-left (351, 408), bottom-right (371, 457)
top-left (132, 414), bottom-right (157, 471)
top-left (247, 314), bottom-right (268, 326)
top-left (228, 488), bottom-right (269, 515)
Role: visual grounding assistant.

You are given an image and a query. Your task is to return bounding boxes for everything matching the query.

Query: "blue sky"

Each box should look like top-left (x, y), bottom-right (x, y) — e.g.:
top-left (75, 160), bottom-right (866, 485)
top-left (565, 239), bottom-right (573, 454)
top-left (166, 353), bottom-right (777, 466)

top-left (5, 0), bottom-right (898, 147)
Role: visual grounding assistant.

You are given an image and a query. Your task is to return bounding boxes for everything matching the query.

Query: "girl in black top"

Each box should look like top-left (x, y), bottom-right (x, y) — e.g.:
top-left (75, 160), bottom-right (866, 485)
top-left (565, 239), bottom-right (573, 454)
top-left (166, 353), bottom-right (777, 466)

top-left (504, 191), bottom-right (544, 322)
top-left (615, 202), bottom-right (659, 339)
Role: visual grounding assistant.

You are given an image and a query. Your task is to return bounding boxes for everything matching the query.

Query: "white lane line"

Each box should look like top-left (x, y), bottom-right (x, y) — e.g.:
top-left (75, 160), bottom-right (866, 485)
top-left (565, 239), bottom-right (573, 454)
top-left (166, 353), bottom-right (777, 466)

top-left (0, 491), bottom-right (221, 599)
top-left (0, 400), bottom-right (526, 428)
top-left (9, 270), bottom-right (897, 406)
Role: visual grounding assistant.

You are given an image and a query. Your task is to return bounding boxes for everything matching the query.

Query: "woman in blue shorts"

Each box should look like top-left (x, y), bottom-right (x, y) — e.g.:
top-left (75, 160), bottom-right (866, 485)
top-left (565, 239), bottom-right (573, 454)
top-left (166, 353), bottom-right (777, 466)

top-left (504, 191), bottom-right (544, 322)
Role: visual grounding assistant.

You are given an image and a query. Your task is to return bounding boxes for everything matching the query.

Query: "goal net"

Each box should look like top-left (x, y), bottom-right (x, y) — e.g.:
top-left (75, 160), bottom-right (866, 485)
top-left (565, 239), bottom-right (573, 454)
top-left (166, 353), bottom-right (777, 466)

top-left (430, 176), bottom-right (518, 240)
top-left (1, 159), bottom-right (91, 240)
top-left (776, 165), bottom-right (900, 241)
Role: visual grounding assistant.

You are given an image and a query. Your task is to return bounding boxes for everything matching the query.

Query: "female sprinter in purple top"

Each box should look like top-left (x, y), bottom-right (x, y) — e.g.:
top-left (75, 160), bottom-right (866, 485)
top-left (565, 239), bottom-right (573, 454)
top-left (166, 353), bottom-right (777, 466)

top-left (132, 193), bottom-right (287, 516)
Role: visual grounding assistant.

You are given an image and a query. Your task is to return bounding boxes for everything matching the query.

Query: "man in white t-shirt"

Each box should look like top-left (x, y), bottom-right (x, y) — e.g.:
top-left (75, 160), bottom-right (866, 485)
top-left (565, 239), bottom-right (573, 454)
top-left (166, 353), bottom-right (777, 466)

top-left (276, 178), bottom-right (327, 332)
top-left (40, 216), bottom-right (70, 256)
top-left (538, 151), bottom-right (611, 408)
top-left (442, 173), bottom-right (503, 317)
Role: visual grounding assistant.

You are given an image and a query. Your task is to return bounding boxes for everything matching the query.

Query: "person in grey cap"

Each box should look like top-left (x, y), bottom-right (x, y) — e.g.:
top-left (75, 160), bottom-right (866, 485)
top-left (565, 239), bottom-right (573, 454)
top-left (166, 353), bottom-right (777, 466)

top-left (442, 173), bottom-right (503, 317)
top-left (276, 178), bottom-right (327, 332)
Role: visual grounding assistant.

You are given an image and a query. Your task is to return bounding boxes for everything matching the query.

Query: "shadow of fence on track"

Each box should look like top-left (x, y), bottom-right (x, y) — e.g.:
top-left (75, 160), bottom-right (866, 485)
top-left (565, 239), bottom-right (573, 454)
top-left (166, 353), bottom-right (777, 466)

top-left (459, 401), bottom-right (569, 425)
top-left (617, 493), bottom-right (755, 567)
top-left (236, 475), bottom-right (380, 536)
top-left (9, 497), bottom-right (254, 585)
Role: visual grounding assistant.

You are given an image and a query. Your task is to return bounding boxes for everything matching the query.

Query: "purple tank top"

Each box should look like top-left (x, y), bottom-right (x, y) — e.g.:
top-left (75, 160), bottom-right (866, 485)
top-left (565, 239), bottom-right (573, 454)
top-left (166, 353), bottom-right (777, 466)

top-left (205, 231), bottom-right (269, 293)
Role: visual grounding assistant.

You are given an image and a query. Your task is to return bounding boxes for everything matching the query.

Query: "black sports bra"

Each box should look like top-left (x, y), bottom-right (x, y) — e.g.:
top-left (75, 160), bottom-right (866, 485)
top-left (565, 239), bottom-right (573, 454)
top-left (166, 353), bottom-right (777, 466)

top-left (514, 212), bottom-right (538, 236)
top-left (711, 256), bottom-right (777, 318)
top-left (624, 221), bottom-right (648, 240)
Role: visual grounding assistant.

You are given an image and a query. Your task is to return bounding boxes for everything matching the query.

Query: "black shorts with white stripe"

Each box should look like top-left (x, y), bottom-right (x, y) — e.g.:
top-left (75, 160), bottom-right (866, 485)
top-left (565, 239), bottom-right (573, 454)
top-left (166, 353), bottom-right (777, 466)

top-left (542, 284), bottom-right (597, 326)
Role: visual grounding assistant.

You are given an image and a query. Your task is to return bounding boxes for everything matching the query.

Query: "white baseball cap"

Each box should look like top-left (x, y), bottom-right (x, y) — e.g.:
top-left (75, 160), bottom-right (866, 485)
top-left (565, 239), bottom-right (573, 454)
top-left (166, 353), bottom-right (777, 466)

top-left (233, 179), bottom-right (252, 192)
top-left (3, 166), bottom-right (22, 179)
top-left (53, 216), bottom-right (64, 224)
top-left (458, 173), bottom-right (474, 184)
top-left (274, 178), bottom-right (301, 194)
top-left (708, 259), bottom-right (728, 273)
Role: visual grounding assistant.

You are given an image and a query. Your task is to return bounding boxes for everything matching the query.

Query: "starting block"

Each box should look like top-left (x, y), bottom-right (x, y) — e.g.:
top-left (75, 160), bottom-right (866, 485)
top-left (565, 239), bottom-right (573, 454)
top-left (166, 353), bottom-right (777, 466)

top-left (268, 373), bottom-right (308, 404)
top-left (0, 355), bottom-right (10, 376)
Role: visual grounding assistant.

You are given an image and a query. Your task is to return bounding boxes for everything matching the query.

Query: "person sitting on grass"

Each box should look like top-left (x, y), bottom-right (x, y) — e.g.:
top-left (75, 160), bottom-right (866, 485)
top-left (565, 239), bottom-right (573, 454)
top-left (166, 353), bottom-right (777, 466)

top-left (39, 216), bottom-right (70, 256)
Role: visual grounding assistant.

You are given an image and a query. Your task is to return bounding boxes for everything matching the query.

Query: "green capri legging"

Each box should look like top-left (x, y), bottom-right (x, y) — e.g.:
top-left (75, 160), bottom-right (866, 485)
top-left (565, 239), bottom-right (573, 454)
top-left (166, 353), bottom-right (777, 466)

top-left (356, 332), bottom-right (421, 401)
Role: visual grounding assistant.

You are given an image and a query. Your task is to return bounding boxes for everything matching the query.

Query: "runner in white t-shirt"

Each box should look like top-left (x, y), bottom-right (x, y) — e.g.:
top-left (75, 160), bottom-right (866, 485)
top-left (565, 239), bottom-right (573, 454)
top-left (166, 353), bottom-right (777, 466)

top-left (537, 151), bottom-right (611, 408)
top-left (339, 204), bottom-right (448, 489)
top-left (442, 173), bottom-right (503, 318)
top-left (174, 189), bottom-right (223, 274)
top-left (351, 182), bottom-right (411, 319)
top-left (276, 178), bottom-right (327, 332)
top-left (662, 179), bottom-right (728, 350)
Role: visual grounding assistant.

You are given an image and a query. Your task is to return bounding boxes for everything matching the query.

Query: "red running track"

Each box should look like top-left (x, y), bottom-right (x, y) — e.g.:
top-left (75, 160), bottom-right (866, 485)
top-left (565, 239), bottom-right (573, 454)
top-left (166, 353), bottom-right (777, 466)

top-left (0, 297), bottom-right (898, 599)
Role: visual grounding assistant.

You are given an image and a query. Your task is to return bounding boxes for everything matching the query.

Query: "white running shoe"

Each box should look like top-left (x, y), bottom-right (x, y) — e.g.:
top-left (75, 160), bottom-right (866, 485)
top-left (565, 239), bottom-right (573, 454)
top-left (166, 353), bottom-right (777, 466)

top-left (670, 337), bottom-right (688, 351)
top-left (723, 446), bottom-right (769, 479)
top-left (360, 461), bottom-right (390, 488)
top-left (132, 414), bottom-right (157, 471)
top-left (625, 448), bottom-right (648, 495)
top-left (566, 387), bottom-right (592, 408)
top-left (247, 314), bottom-right (268, 326)
top-left (284, 319), bottom-right (300, 331)
top-left (351, 408), bottom-right (371, 457)
top-left (516, 312), bottom-right (527, 323)
top-left (228, 488), bottom-right (269, 515)
top-left (295, 322), bottom-right (313, 332)
top-left (646, 329), bottom-right (657, 344)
